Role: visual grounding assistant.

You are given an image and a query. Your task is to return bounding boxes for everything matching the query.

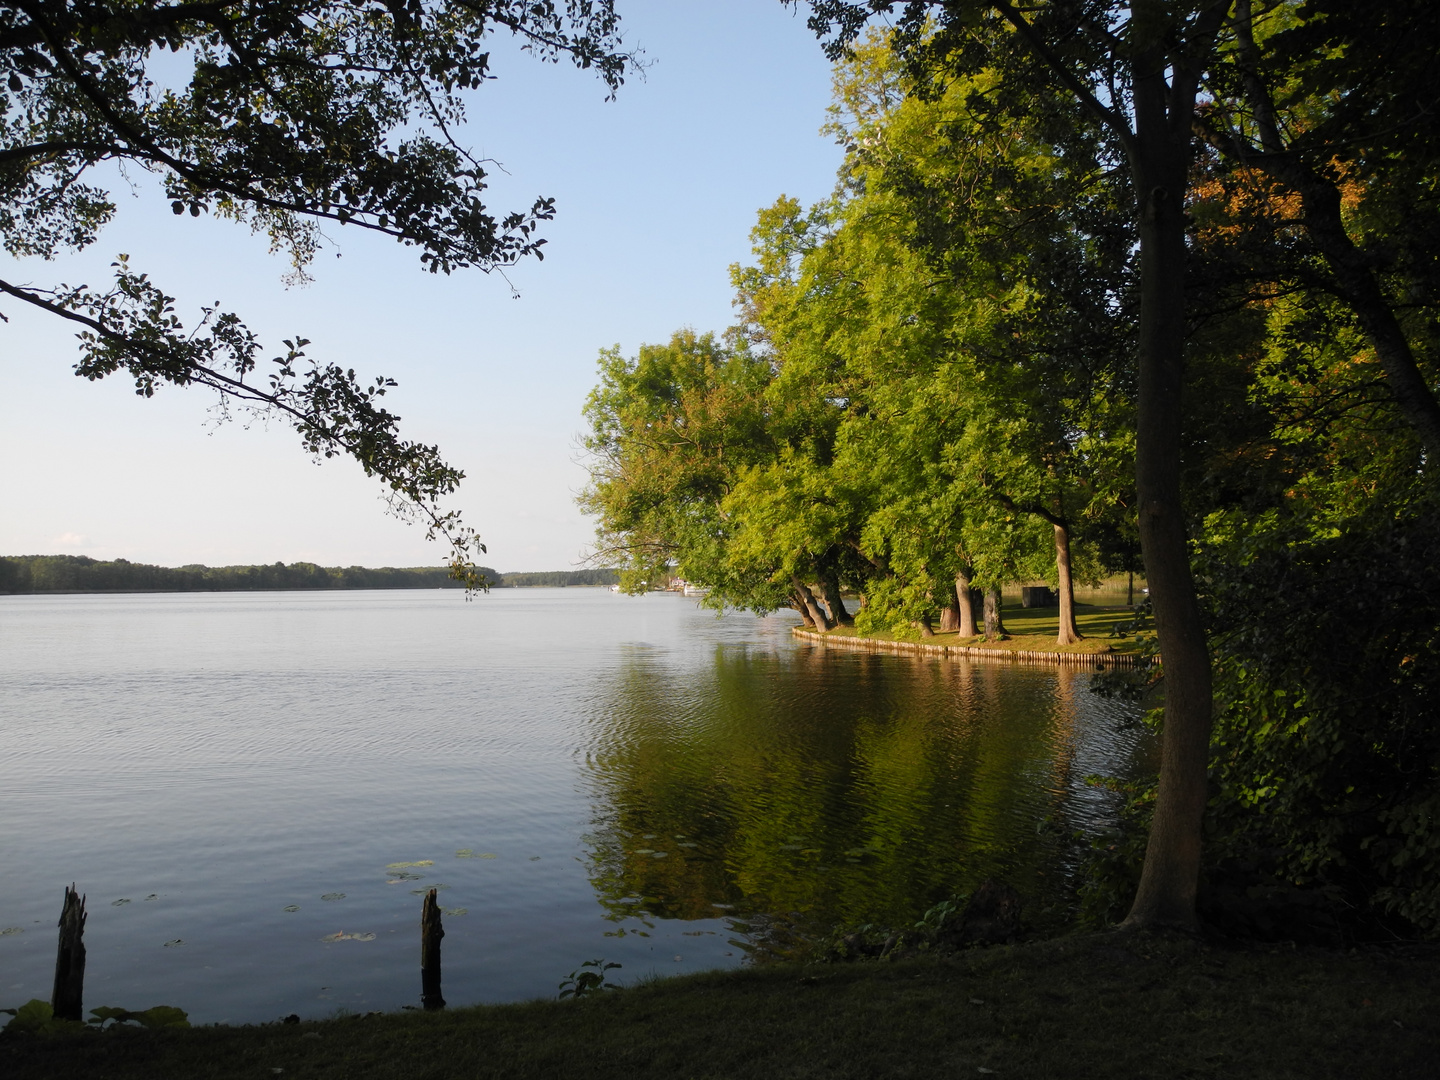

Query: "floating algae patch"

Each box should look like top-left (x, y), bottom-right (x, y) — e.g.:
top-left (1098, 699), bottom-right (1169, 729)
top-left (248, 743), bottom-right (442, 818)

top-left (282, 905), bottom-right (300, 913)
top-left (443, 908), bottom-right (467, 917)
top-left (320, 893), bottom-right (346, 902)
top-left (385, 861), bottom-right (434, 870)
top-left (386, 872), bottom-right (424, 883)
top-left (320, 931), bottom-right (376, 943)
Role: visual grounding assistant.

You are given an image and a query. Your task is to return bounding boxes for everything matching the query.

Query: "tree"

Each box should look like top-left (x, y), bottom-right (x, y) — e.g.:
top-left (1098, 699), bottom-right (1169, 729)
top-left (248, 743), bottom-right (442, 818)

top-left (2, 1), bottom-right (634, 583)
top-left (791, 31), bottom-right (1137, 645)
top-left (798, 0), bottom-right (1440, 932)
top-left (796, 0), bottom-right (1240, 931)
top-left (579, 329), bottom-right (802, 616)
top-left (1193, 0), bottom-right (1440, 456)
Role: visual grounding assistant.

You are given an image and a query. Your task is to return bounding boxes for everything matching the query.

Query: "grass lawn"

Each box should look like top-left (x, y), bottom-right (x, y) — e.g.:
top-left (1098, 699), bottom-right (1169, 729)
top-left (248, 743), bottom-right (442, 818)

top-left (4, 932), bottom-right (1434, 1079)
top-left (817, 603), bottom-right (1149, 655)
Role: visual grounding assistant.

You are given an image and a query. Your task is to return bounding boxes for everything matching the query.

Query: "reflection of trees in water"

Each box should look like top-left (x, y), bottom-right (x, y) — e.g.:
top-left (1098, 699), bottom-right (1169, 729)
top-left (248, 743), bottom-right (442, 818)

top-left (580, 645), bottom-right (1103, 936)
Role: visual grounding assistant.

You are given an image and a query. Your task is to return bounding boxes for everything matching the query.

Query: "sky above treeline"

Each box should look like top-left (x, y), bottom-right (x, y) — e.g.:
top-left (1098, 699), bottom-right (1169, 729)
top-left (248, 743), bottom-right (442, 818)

top-left (0, 1), bottom-right (845, 572)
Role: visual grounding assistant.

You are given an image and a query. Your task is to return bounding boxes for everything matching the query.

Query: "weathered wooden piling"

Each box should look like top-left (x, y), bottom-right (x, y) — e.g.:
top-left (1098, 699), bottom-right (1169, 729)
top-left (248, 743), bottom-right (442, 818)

top-left (51, 884), bottom-right (87, 1022)
top-left (420, 887), bottom-right (445, 1010)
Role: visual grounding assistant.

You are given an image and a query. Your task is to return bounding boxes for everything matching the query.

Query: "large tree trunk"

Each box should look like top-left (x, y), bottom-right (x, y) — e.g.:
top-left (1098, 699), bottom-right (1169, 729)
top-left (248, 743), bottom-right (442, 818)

top-left (792, 575), bottom-right (831, 630)
top-left (917, 611), bottom-right (936, 637)
top-left (955, 568), bottom-right (978, 637)
top-left (983, 588), bottom-right (1007, 641)
top-left (1054, 522), bottom-right (1083, 645)
top-left (820, 570), bottom-right (853, 626)
top-left (1120, 94), bottom-right (1213, 933)
top-left (938, 577), bottom-right (961, 633)
top-left (993, 0), bottom-right (1223, 935)
top-left (792, 591), bottom-right (816, 629)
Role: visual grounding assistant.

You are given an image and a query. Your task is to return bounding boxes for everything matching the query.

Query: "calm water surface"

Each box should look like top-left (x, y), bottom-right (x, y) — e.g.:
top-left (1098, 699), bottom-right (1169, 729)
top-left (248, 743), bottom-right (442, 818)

top-left (0, 589), bottom-right (1149, 1023)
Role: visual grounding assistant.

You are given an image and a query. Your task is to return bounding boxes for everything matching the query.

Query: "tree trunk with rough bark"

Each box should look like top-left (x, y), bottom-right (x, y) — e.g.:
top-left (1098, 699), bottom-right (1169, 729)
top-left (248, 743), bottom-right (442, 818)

top-left (983, 588), bottom-right (1007, 641)
top-left (1054, 522), bottom-right (1083, 645)
top-left (791, 589), bottom-right (817, 628)
top-left (938, 577), bottom-right (961, 632)
top-left (991, 0), bottom-right (1223, 933)
top-left (917, 611), bottom-right (936, 636)
top-left (955, 568), bottom-right (978, 637)
top-left (821, 571), bottom-right (853, 626)
top-left (51, 885), bottom-right (86, 1022)
top-left (1119, 64), bottom-right (1214, 932)
top-left (792, 575), bottom-right (831, 630)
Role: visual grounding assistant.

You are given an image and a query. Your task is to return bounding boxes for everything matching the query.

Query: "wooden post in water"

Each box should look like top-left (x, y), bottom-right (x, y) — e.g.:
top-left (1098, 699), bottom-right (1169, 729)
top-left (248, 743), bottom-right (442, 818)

top-left (420, 887), bottom-right (445, 1010)
top-left (51, 884), bottom-right (87, 1022)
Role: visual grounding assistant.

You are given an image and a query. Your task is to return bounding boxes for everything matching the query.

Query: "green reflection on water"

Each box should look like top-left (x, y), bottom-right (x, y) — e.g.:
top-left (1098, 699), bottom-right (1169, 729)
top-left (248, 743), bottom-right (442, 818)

top-left (582, 644), bottom-right (1131, 942)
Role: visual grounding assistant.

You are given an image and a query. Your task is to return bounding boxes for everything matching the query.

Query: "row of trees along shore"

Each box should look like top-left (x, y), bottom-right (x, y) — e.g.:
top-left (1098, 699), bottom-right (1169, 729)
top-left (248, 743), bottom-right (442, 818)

top-left (0, 555), bottom-right (618, 593)
top-left (583, 5), bottom-right (1440, 939)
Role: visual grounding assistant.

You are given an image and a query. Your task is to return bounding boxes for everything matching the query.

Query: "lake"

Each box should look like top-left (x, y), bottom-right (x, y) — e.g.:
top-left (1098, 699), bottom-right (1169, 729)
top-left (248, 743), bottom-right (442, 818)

top-left (0, 588), bottom-right (1149, 1024)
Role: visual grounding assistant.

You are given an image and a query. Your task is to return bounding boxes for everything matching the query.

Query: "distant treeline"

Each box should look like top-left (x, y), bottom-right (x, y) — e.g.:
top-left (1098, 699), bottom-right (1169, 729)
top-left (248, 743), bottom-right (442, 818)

top-left (0, 555), bottom-right (618, 594)
top-left (499, 568), bottom-right (618, 588)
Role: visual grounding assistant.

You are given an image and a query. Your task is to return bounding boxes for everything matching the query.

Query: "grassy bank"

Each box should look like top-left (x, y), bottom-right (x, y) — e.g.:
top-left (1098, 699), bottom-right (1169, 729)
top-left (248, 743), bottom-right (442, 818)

top-left (5, 932), bottom-right (1434, 1079)
top-left (819, 603), bottom-right (1148, 656)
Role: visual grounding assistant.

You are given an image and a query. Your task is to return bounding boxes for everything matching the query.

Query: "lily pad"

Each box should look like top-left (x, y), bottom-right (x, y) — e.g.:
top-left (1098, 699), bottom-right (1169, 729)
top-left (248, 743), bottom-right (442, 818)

top-left (320, 931), bottom-right (376, 943)
top-left (385, 872), bottom-right (423, 882)
top-left (282, 905), bottom-right (301, 913)
top-left (111, 899), bottom-right (131, 907)
top-left (410, 884), bottom-right (451, 894)
top-left (385, 860), bottom-right (434, 870)
top-left (442, 907), bottom-right (468, 917)
top-left (163, 939), bottom-right (185, 948)
top-left (144, 894), bottom-right (158, 901)
top-left (320, 893), bottom-right (346, 902)
top-left (0, 927), bottom-right (22, 936)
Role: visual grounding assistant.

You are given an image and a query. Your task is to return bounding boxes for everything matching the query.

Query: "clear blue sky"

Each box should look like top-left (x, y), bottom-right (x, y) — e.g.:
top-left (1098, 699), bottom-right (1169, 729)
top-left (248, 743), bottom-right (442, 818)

top-left (0, 1), bottom-right (845, 572)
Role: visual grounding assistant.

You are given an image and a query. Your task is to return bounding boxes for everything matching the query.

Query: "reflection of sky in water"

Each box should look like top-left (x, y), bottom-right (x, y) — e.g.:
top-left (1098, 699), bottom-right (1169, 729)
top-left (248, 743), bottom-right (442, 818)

top-left (0, 590), bottom-right (1148, 1024)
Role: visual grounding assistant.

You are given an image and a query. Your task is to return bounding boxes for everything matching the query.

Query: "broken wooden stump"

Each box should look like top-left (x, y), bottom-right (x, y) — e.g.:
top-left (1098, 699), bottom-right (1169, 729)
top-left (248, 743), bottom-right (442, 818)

top-left (51, 884), bottom-right (87, 1021)
top-left (420, 887), bottom-right (445, 1010)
